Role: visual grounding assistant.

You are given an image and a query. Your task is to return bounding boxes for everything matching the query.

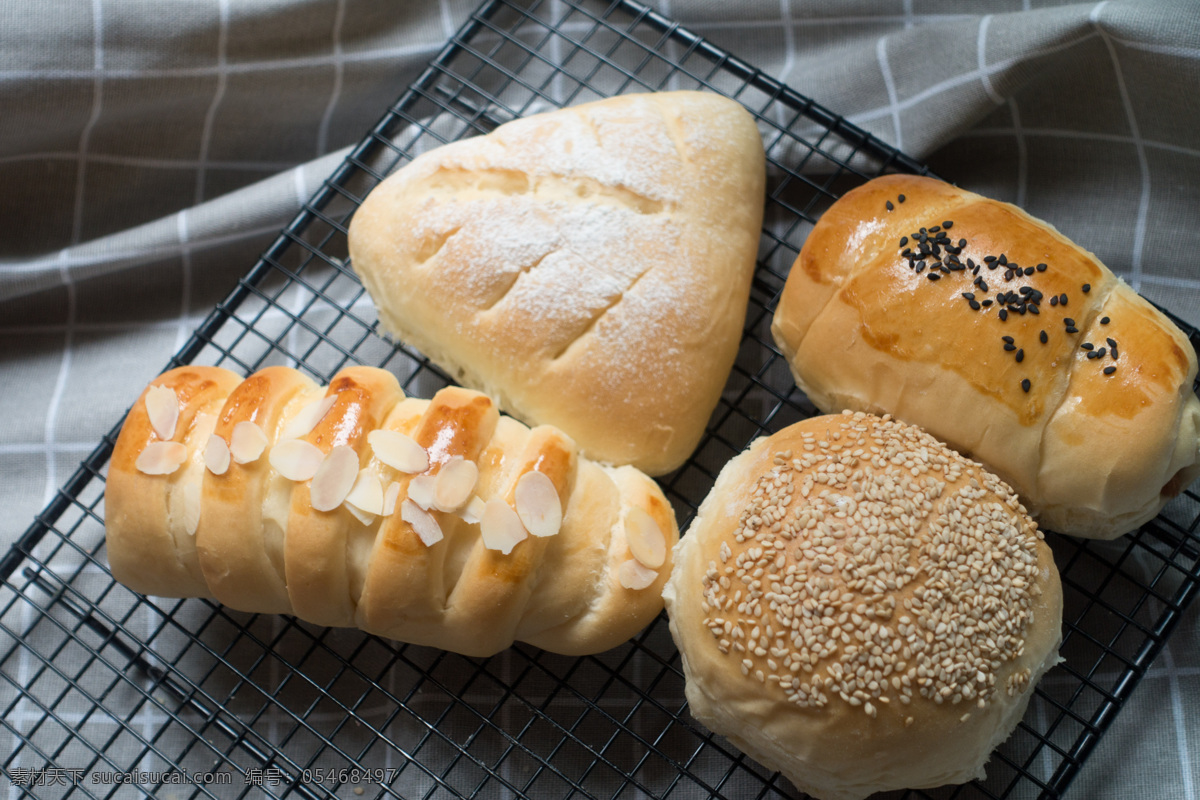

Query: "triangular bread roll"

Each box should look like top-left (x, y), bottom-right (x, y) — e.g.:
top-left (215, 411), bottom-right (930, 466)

top-left (348, 91), bottom-right (765, 475)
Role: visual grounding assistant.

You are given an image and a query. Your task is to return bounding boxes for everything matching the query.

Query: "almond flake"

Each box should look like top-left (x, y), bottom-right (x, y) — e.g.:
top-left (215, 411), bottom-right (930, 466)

top-left (514, 470), bottom-right (562, 538)
top-left (383, 481), bottom-right (402, 516)
top-left (230, 420), bottom-right (268, 464)
top-left (345, 503), bottom-right (376, 526)
top-left (617, 558), bottom-right (658, 590)
top-left (268, 439), bottom-right (324, 482)
top-left (280, 395), bottom-right (336, 441)
top-left (434, 456), bottom-right (478, 511)
top-left (368, 429), bottom-right (429, 473)
top-left (136, 441), bottom-right (187, 475)
top-left (204, 435), bottom-right (231, 475)
top-left (624, 506), bottom-right (666, 569)
top-left (480, 498), bottom-right (527, 555)
top-left (145, 384), bottom-right (180, 441)
top-left (183, 479), bottom-right (201, 536)
top-left (311, 445), bottom-right (359, 512)
top-left (459, 496), bottom-right (486, 525)
top-left (401, 499), bottom-right (443, 546)
top-left (345, 468), bottom-right (384, 516)
top-left (407, 474), bottom-right (438, 510)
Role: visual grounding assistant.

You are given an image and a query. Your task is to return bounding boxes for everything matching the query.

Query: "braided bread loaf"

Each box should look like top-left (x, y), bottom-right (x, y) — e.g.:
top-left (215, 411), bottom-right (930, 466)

top-left (105, 365), bottom-right (678, 657)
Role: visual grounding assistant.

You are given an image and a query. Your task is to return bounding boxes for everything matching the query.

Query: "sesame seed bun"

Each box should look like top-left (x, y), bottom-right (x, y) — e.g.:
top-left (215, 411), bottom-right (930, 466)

top-left (663, 412), bottom-right (1062, 800)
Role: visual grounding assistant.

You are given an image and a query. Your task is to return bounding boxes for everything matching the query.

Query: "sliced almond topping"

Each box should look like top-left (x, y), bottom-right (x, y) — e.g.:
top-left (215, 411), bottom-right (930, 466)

top-left (345, 503), bottom-right (376, 526)
top-left (268, 439), bottom-right (324, 482)
top-left (401, 499), bottom-right (443, 546)
top-left (310, 445), bottom-right (359, 512)
top-left (382, 481), bottom-right (402, 517)
top-left (135, 441), bottom-right (187, 475)
top-left (145, 384), bottom-right (180, 441)
top-left (434, 456), bottom-right (478, 511)
top-left (480, 498), bottom-right (527, 555)
top-left (345, 468), bottom-right (384, 516)
top-left (459, 496), bottom-right (486, 525)
top-left (368, 429), bottom-right (429, 474)
top-left (280, 395), bottom-right (336, 441)
top-left (183, 479), bottom-right (201, 536)
top-left (230, 420), bottom-right (268, 464)
top-left (617, 558), bottom-right (658, 590)
top-left (407, 474), bottom-right (438, 511)
top-left (204, 435), bottom-right (231, 476)
top-left (514, 470), bottom-right (562, 538)
top-left (624, 506), bottom-right (666, 569)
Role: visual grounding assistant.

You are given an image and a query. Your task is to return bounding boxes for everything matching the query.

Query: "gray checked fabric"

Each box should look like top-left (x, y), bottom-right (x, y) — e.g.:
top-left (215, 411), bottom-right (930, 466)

top-left (1, 1), bottom-right (1199, 798)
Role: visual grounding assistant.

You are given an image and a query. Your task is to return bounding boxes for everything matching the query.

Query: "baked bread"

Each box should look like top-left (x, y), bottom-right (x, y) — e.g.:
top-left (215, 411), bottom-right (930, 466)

top-left (772, 174), bottom-right (1200, 539)
top-left (663, 412), bottom-right (1063, 800)
top-left (106, 365), bottom-right (678, 657)
top-left (347, 90), bottom-right (766, 476)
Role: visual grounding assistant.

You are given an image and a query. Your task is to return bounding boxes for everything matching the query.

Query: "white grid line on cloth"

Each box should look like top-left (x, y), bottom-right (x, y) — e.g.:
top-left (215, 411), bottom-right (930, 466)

top-left (962, 127), bottom-right (1200, 161)
top-left (0, 151), bottom-right (297, 172)
top-left (685, 13), bottom-right (973, 32)
top-left (70, 0), bottom-right (106, 246)
top-left (0, 40), bottom-right (443, 81)
top-left (0, 318), bottom-right (206, 335)
top-left (1033, 690), bottom-right (1052, 782)
top-left (1136, 273), bottom-right (1200, 291)
top-left (1010, 98), bottom-right (1028, 208)
top-left (5, 219), bottom-right (285, 275)
top-left (438, 0), bottom-right (455, 39)
top-left (1092, 1), bottom-right (1150, 293)
top-left (41, 252), bottom-right (77, 511)
top-left (174, 210), bottom-right (193, 354)
top-left (875, 36), bottom-right (901, 149)
top-left (194, 0), bottom-right (231, 206)
top-left (977, 15), bottom-right (1004, 105)
top-left (846, 30), bottom-right (1101, 126)
top-left (285, 168), bottom-right (312, 370)
top-left (778, 0), bottom-right (796, 84)
top-left (315, 0), bottom-right (347, 158)
top-left (5, 597), bottom-right (37, 800)
top-left (1110, 34), bottom-right (1200, 60)
top-left (902, 0), bottom-right (914, 30)
top-left (549, 0), bottom-right (565, 105)
top-left (1160, 632), bottom-right (1196, 800)
top-left (0, 442), bottom-right (96, 455)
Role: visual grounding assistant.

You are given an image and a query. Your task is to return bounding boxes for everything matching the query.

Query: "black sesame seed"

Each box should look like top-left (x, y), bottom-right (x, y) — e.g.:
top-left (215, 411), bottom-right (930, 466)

top-left (979, 280), bottom-right (989, 291)
top-left (969, 300), bottom-right (981, 310)
top-left (943, 221), bottom-right (953, 228)
top-left (1019, 286), bottom-right (1032, 295)
top-left (900, 236), bottom-right (908, 247)
top-left (1036, 263), bottom-right (1048, 272)
top-left (1039, 330), bottom-right (1048, 344)
top-left (1024, 267), bottom-right (1035, 276)
top-left (1066, 326), bottom-right (1079, 334)
top-left (1016, 349), bottom-right (1025, 362)
top-left (1112, 346), bottom-right (1119, 360)
top-left (1082, 283), bottom-right (1091, 293)
top-left (1004, 343), bottom-right (1016, 351)
top-left (1104, 366), bottom-right (1116, 375)
top-left (1004, 269), bottom-right (1015, 281)
top-left (999, 309), bottom-right (1009, 321)
top-left (982, 299), bottom-right (994, 307)
top-left (1029, 304), bottom-right (1039, 315)
top-left (902, 248), bottom-right (913, 258)
top-left (984, 255), bottom-right (996, 263)
top-left (1101, 316), bottom-right (1110, 325)
top-left (916, 263), bottom-right (925, 273)
top-left (1081, 343), bottom-right (1094, 350)
top-left (930, 225), bottom-right (941, 233)
top-left (1002, 335), bottom-right (1014, 343)
top-left (1064, 318), bottom-right (1076, 327)
top-left (1106, 337), bottom-right (1116, 348)
top-left (887, 201), bottom-right (894, 211)
top-left (1096, 347), bottom-right (1107, 358)
top-left (1087, 351), bottom-right (1099, 359)
top-left (927, 272), bottom-right (941, 281)
top-left (1021, 378), bottom-right (1031, 392)
top-left (898, 194), bottom-right (906, 203)
top-left (962, 292), bottom-right (976, 300)
top-left (998, 254), bottom-right (1008, 266)
top-left (959, 239), bottom-right (967, 248)
top-left (1050, 296), bottom-right (1059, 307)
top-left (1059, 293), bottom-right (1068, 305)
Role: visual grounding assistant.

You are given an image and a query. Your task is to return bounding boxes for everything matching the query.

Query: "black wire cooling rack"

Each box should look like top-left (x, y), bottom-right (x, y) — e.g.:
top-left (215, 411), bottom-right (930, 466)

top-left (4, 1), bottom-right (1200, 798)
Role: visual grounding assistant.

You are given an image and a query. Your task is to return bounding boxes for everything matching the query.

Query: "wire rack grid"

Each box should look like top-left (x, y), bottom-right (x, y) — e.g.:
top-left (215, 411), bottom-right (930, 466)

top-left (3, 0), bottom-right (1200, 798)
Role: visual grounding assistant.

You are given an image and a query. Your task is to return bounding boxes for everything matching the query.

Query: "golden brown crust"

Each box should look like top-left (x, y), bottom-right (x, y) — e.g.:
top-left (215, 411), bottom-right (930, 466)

top-left (664, 413), bottom-right (1063, 800)
top-left (348, 90), bottom-right (766, 475)
top-left (772, 174), bottom-right (1200, 538)
top-left (107, 366), bottom-right (680, 657)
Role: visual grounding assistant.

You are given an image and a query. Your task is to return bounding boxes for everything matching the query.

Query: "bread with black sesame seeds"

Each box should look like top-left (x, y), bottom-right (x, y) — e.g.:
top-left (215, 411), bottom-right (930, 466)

top-left (662, 412), bottom-right (1063, 800)
top-left (105, 365), bottom-right (679, 657)
top-left (347, 91), bottom-right (766, 476)
top-left (771, 174), bottom-right (1200, 539)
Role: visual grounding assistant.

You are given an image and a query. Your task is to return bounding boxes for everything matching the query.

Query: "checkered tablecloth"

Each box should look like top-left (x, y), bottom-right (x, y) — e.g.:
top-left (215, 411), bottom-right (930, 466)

top-left (1, 1), bottom-right (1199, 797)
